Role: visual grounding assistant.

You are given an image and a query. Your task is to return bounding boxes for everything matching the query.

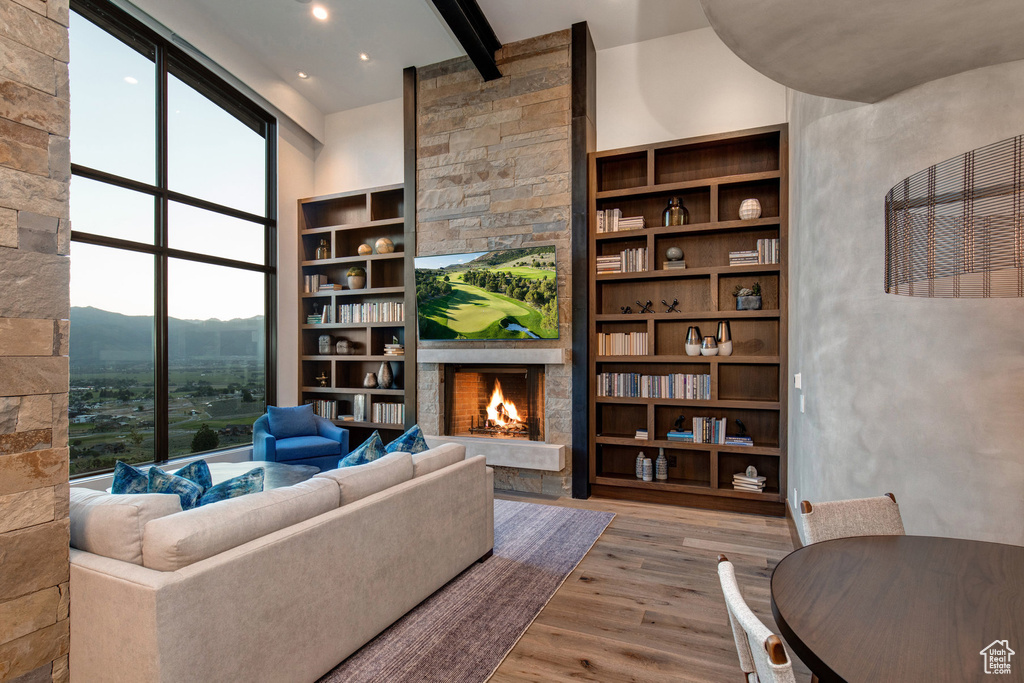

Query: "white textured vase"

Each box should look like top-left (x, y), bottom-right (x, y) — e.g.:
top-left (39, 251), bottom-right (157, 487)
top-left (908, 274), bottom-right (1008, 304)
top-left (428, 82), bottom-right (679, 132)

top-left (717, 340), bottom-right (733, 356)
top-left (685, 343), bottom-right (701, 356)
top-left (739, 198), bottom-right (762, 220)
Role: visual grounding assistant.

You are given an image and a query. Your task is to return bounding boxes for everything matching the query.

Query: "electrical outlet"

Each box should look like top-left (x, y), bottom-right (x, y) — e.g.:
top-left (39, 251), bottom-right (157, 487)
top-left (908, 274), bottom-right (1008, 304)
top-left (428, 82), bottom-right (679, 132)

top-left (794, 372), bottom-right (802, 389)
top-left (793, 487), bottom-right (798, 505)
top-left (668, 455), bottom-right (677, 467)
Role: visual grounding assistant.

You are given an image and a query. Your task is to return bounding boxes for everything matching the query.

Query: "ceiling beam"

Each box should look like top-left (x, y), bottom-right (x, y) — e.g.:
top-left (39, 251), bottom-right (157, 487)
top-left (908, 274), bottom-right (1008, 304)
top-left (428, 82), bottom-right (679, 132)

top-left (431, 0), bottom-right (502, 81)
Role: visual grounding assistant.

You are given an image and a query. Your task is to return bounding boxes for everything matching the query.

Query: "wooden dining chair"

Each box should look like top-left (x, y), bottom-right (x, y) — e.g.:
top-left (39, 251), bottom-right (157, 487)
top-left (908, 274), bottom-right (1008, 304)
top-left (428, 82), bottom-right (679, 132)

top-left (717, 555), bottom-right (797, 683)
top-left (798, 492), bottom-right (905, 545)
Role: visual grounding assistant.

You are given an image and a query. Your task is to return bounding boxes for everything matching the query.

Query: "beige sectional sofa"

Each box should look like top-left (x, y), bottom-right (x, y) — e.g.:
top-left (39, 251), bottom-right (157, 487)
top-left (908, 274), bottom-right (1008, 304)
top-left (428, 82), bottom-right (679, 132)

top-left (68, 444), bottom-right (493, 683)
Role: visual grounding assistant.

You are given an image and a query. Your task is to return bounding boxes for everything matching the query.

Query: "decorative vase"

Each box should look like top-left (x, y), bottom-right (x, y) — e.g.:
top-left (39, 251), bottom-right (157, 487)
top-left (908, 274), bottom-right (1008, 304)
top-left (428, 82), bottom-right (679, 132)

top-left (377, 361), bottom-right (393, 389)
top-left (685, 326), bottom-right (702, 356)
top-left (642, 457), bottom-right (653, 482)
top-left (358, 244), bottom-right (372, 255)
top-left (335, 339), bottom-right (352, 355)
top-left (318, 334), bottom-right (332, 355)
top-left (716, 321), bottom-right (733, 356)
top-left (736, 295), bottom-right (762, 311)
top-left (663, 196), bottom-right (689, 226)
top-left (739, 198), bottom-right (762, 220)
top-left (315, 238), bottom-right (330, 260)
top-left (745, 465), bottom-right (758, 478)
top-left (363, 372), bottom-right (377, 388)
top-left (635, 452), bottom-right (646, 480)
top-left (375, 237), bottom-right (395, 254)
top-left (701, 336), bottom-right (719, 356)
top-left (352, 395), bottom-right (366, 422)
top-left (666, 246), bottom-right (683, 262)
top-left (347, 274), bottom-right (365, 290)
top-left (656, 449), bottom-right (668, 481)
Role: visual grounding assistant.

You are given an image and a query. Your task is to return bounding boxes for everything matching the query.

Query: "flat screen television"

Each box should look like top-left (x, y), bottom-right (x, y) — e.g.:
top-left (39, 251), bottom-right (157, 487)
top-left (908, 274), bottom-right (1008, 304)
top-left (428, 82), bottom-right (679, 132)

top-left (415, 246), bottom-right (558, 340)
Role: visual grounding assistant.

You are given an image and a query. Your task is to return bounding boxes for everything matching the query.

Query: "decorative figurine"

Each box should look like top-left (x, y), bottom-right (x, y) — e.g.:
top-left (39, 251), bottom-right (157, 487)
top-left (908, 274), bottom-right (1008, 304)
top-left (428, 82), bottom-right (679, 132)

top-left (662, 298), bottom-right (679, 313)
top-left (620, 306), bottom-right (633, 314)
top-left (635, 300), bottom-right (654, 314)
top-left (673, 414), bottom-right (686, 431)
top-left (745, 465), bottom-right (758, 478)
top-left (315, 372), bottom-right (328, 387)
top-left (735, 419), bottom-right (748, 438)
top-left (739, 198), bottom-right (762, 220)
top-left (666, 246), bottom-right (683, 261)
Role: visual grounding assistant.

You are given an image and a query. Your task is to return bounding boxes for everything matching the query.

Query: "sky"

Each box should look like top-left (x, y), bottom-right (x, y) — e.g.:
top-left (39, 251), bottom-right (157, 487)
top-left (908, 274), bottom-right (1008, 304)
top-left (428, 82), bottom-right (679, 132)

top-left (414, 252), bottom-right (488, 270)
top-left (68, 12), bottom-right (267, 320)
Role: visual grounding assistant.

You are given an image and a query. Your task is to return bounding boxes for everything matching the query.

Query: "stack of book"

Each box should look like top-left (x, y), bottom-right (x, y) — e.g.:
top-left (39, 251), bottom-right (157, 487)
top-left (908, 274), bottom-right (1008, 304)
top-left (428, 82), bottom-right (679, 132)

top-left (384, 343), bottom-right (404, 356)
top-left (666, 430), bottom-right (694, 442)
top-left (595, 247), bottom-right (648, 274)
top-left (596, 209), bottom-right (646, 233)
top-left (635, 428), bottom-right (648, 440)
top-left (663, 259), bottom-right (687, 270)
top-left (307, 399), bottom-right (337, 420)
top-left (306, 304), bottom-right (332, 325)
top-left (728, 239), bottom-right (780, 265)
top-left (733, 472), bottom-right (766, 492)
top-left (596, 256), bottom-right (623, 274)
top-left (725, 435), bottom-right (754, 447)
top-left (304, 274), bottom-right (339, 293)
top-left (596, 372), bottom-right (711, 400)
top-left (597, 331), bottom-right (648, 356)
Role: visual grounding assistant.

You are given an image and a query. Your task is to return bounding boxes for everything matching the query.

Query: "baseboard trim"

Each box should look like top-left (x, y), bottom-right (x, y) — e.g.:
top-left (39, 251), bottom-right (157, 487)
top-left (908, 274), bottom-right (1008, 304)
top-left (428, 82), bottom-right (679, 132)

top-left (785, 502), bottom-right (803, 549)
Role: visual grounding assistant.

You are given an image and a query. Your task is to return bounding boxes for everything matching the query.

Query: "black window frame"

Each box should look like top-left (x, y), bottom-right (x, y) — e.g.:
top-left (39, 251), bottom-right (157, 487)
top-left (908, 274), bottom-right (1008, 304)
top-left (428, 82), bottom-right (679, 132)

top-left (69, 0), bottom-right (277, 476)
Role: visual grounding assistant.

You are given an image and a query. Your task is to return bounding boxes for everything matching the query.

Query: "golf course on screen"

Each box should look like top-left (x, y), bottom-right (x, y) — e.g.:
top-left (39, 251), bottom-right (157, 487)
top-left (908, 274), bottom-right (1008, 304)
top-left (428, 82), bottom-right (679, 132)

top-left (415, 246), bottom-right (558, 340)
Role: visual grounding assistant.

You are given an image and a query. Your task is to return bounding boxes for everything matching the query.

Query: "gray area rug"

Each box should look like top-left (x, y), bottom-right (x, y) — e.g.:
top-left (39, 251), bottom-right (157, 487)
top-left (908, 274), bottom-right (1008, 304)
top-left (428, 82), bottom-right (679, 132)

top-left (318, 499), bottom-right (615, 683)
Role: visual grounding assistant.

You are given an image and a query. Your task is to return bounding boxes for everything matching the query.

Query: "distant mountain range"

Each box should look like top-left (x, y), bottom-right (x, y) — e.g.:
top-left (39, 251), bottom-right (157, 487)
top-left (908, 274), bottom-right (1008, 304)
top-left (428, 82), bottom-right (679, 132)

top-left (70, 307), bottom-right (265, 368)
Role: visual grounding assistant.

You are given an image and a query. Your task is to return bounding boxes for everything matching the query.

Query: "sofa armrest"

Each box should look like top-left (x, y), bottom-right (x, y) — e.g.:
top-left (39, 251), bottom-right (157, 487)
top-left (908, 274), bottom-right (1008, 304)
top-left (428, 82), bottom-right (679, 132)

top-left (316, 417), bottom-right (349, 454)
top-left (253, 431), bottom-right (276, 462)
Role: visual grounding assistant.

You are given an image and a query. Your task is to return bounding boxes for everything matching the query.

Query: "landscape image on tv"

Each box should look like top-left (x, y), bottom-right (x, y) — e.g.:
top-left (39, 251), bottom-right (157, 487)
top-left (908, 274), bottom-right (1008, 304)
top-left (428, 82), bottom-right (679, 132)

top-left (415, 246), bottom-right (558, 340)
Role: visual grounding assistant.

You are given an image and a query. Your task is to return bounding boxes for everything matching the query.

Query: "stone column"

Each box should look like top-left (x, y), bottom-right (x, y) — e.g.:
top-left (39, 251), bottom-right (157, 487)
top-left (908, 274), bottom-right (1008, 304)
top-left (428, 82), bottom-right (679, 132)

top-left (0, 0), bottom-right (72, 681)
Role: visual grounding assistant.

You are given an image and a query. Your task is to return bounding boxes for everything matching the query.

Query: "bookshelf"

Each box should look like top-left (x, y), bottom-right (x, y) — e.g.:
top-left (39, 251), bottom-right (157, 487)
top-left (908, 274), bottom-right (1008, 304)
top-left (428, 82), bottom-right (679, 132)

top-left (298, 183), bottom-right (416, 446)
top-left (588, 125), bottom-right (788, 516)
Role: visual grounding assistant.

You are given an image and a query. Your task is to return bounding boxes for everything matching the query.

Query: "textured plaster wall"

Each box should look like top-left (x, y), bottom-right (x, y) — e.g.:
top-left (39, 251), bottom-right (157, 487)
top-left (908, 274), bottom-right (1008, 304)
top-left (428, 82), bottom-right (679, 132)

top-left (788, 60), bottom-right (1024, 545)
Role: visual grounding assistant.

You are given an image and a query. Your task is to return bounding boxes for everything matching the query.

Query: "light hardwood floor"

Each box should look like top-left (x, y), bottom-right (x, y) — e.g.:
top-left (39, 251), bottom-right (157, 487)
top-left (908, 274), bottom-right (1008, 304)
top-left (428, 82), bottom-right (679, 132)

top-left (491, 492), bottom-right (812, 683)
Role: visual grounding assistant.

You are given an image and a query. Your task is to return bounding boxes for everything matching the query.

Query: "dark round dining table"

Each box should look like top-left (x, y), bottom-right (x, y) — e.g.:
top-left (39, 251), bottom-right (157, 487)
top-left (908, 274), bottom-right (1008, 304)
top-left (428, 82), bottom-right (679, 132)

top-left (771, 535), bottom-right (1024, 682)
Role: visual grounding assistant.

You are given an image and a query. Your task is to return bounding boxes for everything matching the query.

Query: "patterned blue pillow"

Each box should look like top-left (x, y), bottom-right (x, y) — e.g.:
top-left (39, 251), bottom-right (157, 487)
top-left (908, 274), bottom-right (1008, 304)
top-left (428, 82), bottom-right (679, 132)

top-left (199, 467), bottom-right (264, 506)
top-left (112, 461), bottom-right (148, 494)
top-left (385, 424), bottom-right (428, 454)
top-left (339, 431), bottom-right (386, 467)
top-left (148, 467), bottom-right (204, 510)
top-left (173, 459), bottom-right (213, 491)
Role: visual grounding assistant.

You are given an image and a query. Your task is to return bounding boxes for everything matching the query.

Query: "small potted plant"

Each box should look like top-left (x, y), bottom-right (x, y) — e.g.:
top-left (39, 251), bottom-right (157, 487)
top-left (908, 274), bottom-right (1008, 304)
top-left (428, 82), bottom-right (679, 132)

top-left (347, 266), bottom-right (366, 290)
top-left (733, 282), bottom-right (762, 310)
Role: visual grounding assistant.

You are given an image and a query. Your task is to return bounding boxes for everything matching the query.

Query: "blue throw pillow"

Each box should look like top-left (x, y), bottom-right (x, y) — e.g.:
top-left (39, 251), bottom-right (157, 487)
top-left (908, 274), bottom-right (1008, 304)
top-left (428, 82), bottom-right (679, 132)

top-left (173, 459), bottom-right (213, 491)
top-left (199, 467), bottom-right (265, 506)
top-left (112, 461), bottom-right (148, 494)
top-left (385, 424), bottom-right (428, 455)
top-left (340, 431), bottom-right (386, 467)
top-left (267, 404), bottom-right (318, 440)
top-left (148, 467), bottom-right (204, 510)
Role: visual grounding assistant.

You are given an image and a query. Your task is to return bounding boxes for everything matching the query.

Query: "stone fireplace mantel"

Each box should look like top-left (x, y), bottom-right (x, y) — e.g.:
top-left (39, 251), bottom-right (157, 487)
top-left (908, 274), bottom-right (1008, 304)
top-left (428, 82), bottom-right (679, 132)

top-left (417, 348), bottom-right (567, 365)
top-left (425, 435), bottom-right (565, 471)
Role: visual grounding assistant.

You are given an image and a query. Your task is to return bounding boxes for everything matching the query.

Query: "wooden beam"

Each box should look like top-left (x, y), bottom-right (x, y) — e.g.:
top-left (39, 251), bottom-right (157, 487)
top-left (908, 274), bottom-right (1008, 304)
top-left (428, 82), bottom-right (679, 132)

top-left (430, 0), bottom-right (502, 81)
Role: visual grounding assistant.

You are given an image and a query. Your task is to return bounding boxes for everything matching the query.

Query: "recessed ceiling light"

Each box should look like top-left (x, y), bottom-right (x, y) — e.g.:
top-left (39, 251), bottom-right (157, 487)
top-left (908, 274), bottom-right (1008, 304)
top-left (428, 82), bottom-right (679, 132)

top-left (124, 76), bottom-right (138, 85)
top-left (359, 53), bottom-right (369, 62)
top-left (297, 71), bottom-right (310, 79)
top-left (312, 5), bottom-right (328, 20)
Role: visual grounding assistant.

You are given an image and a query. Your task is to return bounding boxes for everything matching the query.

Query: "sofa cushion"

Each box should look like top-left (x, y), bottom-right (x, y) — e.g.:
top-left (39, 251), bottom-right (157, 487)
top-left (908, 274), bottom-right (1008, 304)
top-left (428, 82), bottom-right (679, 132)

top-left (70, 488), bottom-right (182, 565)
top-left (111, 461), bottom-right (148, 494)
top-left (142, 477), bottom-right (340, 571)
top-left (174, 459), bottom-right (213, 491)
top-left (340, 431), bottom-right (385, 467)
top-left (267, 404), bottom-right (317, 439)
top-left (412, 442), bottom-right (466, 478)
top-left (314, 452), bottom-right (413, 505)
top-left (199, 467), bottom-right (264, 506)
top-left (275, 435), bottom-right (343, 462)
top-left (385, 424), bottom-right (428, 455)
top-left (148, 466), bottom-right (204, 510)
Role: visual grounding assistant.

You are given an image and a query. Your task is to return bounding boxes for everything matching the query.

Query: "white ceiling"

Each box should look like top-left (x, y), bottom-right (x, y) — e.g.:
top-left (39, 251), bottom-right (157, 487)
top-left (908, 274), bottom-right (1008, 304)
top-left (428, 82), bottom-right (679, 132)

top-left (175, 0), bottom-right (709, 115)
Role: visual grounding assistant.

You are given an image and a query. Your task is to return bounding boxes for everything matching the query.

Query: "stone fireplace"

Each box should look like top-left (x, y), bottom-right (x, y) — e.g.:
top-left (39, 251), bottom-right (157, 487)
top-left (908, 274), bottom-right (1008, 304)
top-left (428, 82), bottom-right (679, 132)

top-left (444, 364), bottom-right (545, 442)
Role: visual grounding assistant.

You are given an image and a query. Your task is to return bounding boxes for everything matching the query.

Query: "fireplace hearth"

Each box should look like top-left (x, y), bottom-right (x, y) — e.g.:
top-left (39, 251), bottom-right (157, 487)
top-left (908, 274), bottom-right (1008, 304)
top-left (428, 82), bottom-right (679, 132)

top-left (444, 364), bottom-right (545, 442)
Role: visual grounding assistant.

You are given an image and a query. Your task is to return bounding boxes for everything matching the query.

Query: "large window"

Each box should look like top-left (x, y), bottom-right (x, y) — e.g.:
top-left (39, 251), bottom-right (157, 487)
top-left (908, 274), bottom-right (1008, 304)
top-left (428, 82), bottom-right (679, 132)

top-left (69, 0), bottom-right (276, 477)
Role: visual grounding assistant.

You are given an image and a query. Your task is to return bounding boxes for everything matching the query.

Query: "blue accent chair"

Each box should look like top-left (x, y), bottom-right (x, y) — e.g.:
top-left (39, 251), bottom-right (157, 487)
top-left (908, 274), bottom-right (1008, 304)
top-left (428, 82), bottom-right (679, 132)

top-left (252, 413), bottom-right (349, 472)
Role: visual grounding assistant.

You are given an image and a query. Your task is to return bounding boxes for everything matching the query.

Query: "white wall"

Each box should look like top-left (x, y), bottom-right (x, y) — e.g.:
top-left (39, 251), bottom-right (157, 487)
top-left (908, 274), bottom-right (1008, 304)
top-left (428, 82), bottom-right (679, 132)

top-left (788, 60), bottom-right (1024, 545)
top-left (277, 119), bottom-right (317, 407)
top-left (313, 98), bottom-right (405, 196)
top-left (596, 27), bottom-right (787, 150)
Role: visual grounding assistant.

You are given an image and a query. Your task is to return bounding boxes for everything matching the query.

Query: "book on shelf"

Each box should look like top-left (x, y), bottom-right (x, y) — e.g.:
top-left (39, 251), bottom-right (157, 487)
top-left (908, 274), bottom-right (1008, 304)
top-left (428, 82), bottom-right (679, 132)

top-left (597, 331), bottom-right (648, 356)
top-left (371, 402), bottom-right (405, 425)
top-left (725, 436), bottom-right (754, 447)
top-left (728, 239), bottom-right (780, 266)
top-left (663, 260), bottom-right (687, 270)
top-left (692, 417), bottom-right (727, 444)
top-left (733, 482), bottom-right (766, 492)
top-left (596, 372), bottom-right (711, 400)
top-left (337, 302), bottom-right (404, 324)
top-left (306, 399), bottom-right (338, 420)
top-left (596, 247), bottom-right (647, 274)
top-left (732, 472), bottom-right (767, 492)
top-left (596, 208), bottom-right (646, 233)
top-left (666, 430), bottom-right (694, 442)
top-left (634, 428), bottom-right (648, 440)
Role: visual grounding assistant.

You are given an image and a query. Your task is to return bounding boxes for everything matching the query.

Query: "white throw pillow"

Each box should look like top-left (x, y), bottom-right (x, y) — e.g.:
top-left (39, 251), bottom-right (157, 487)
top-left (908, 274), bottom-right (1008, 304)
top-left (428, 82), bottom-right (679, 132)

top-left (69, 488), bottom-right (182, 565)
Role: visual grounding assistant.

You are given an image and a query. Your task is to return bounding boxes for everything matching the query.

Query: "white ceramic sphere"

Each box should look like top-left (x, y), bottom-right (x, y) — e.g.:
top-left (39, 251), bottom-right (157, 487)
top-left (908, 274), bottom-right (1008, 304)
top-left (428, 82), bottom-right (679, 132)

top-left (666, 246), bottom-right (683, 261)
top-left (739, 198), bottom-right (762, 220)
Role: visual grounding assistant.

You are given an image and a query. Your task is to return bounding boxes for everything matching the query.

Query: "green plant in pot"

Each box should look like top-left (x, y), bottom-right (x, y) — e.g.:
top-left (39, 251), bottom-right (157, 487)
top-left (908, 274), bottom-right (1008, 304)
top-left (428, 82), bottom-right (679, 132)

top-left (347, 266), bottom-right (366, 290)
top-left (733, 282), bottom-right (762, 310)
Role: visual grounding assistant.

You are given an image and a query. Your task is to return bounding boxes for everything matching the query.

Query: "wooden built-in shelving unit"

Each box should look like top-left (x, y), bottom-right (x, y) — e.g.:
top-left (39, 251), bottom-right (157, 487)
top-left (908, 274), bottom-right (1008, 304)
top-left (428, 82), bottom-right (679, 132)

top-left (588, 125), bottom-right (788, 515)
top-left (298, 184), bottom-right (415, 444)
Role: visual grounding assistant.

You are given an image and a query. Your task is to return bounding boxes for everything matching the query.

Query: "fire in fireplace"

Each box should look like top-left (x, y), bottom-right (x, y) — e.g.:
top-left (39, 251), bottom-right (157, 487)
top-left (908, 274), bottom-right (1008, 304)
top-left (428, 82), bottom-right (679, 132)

top-left (444, 365), bottom-right (544, 441)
